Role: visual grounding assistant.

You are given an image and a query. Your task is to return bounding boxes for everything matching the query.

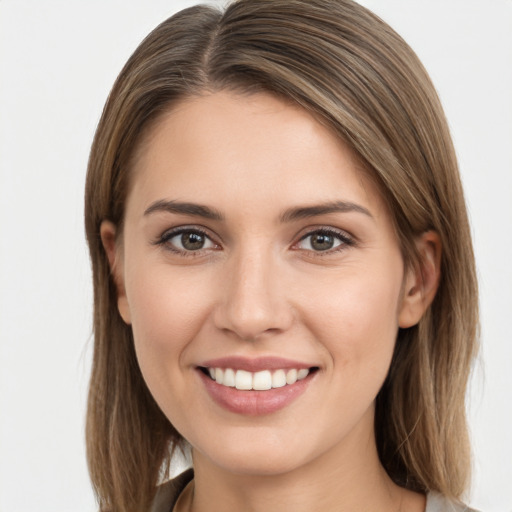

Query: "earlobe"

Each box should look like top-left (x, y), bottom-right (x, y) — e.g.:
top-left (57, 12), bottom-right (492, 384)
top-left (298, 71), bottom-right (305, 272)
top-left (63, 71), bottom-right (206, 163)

top-left (100, 221), bottom-right (132, 325)
top-left (398, 231), bottom-right (441, 328)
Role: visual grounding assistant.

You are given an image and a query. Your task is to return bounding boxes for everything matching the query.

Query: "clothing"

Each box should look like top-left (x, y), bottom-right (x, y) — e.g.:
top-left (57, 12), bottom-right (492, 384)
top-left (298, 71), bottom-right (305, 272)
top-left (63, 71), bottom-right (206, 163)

top-left (426, 492), bottom-right (479, 512)
top-left (150, 469), bottom-right (480, 512)
top-left (150, 469), bottom-right (194, 512)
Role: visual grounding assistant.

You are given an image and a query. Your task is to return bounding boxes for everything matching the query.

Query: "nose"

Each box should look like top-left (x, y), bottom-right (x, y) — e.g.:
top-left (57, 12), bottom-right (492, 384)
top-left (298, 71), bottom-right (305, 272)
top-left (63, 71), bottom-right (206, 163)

top-left (213, 248), bottom-right (294, 341)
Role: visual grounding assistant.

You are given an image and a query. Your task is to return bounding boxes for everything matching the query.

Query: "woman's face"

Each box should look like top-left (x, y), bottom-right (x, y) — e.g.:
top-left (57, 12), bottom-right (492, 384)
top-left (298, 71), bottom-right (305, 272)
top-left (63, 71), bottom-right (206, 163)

top-left (106, 91), bottom-right (420, 476)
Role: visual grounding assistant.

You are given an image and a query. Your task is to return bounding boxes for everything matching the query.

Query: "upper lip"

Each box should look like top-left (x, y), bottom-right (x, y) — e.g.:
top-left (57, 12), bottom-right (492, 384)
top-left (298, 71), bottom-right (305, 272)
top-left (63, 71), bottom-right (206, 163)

top-left (199, 356), bottom-right (316, 373)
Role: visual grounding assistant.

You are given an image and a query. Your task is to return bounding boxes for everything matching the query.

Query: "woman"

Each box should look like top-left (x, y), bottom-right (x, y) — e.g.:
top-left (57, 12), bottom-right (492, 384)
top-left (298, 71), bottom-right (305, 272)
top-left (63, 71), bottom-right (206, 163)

top-left (84, 1), bottom-right (479, 511)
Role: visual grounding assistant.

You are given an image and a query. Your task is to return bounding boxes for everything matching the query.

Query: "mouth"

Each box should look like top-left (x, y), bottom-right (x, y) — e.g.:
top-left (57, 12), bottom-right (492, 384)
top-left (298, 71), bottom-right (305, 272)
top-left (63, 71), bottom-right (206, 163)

top-left (199, 366), bottom-right (318, 391)
top-left (196, 358), bottom-right (319, 415)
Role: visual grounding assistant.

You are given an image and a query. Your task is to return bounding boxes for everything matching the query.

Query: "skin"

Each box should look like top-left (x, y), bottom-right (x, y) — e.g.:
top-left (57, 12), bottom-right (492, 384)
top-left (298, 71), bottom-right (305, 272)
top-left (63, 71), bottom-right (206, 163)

top-left (102, 91), bottom-right (440, 512)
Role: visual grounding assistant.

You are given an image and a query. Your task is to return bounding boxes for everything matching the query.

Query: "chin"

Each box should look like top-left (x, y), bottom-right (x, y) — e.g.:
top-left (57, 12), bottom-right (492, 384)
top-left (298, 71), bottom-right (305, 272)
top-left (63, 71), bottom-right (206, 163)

top-left (190, 425), bottom-right (326, 478)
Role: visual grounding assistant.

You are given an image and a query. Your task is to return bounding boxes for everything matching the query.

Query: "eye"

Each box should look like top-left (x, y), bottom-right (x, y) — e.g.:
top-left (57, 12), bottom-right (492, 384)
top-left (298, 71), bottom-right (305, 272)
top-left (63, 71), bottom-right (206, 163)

top-left (295, 229), bottom-right (353, 253)
top-left (157, 227), bottom-right (218, 254)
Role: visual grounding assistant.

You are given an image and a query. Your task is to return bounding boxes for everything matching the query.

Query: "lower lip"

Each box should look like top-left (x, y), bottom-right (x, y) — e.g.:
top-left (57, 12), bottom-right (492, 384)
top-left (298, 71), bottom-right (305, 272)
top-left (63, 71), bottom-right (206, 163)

top-left (198, 370), bottom-right (314, 416)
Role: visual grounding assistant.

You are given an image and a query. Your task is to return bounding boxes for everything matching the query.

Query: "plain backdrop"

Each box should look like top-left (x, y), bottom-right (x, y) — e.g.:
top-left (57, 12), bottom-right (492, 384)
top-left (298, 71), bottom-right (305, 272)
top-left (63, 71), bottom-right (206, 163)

top-left (0, 1), bottom-right (511, 511)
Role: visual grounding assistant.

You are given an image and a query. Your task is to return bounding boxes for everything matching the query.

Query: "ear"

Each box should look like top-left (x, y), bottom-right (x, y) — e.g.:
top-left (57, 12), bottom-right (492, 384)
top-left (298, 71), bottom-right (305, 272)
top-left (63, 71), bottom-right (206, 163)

top-left (100, 220), bottom-right (131, 325)
top-left (398, 231), bottom-right (441, 328)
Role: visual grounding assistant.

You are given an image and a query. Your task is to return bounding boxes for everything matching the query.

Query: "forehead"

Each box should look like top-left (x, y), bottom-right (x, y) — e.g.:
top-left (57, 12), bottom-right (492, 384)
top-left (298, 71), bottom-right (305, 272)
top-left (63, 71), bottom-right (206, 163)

top-left (126, 91), bottom-right (389, 221)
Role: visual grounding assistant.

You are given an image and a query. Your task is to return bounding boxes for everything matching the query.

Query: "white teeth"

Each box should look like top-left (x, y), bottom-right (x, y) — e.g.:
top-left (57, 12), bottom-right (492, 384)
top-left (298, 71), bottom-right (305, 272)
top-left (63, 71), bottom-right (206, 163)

top-left (253, 370), bottom-right (272, 390)
top-left (223, 368), bottom-right (236, 387)
top-left (235, 370), bottom-right (253, 390)
top-left (286, 369), bottom-right (298, 385)
top-left (207, 367), bottom-right (311, 390)
top-left (272, 369), bottom-right (287, 388)
top-left (297, 368), bottom-right (309, 380)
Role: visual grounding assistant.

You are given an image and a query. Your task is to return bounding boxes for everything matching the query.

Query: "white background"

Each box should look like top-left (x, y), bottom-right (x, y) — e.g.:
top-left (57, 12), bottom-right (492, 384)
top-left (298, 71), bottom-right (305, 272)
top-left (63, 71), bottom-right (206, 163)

top-left (0, 1), bottom-right (511, 511)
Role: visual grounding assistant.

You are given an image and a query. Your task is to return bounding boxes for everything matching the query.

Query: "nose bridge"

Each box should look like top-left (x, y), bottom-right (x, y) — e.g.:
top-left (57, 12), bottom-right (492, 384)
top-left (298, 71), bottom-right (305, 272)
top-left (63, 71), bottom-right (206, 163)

top-left (214, 242), bottom-right (292, 340)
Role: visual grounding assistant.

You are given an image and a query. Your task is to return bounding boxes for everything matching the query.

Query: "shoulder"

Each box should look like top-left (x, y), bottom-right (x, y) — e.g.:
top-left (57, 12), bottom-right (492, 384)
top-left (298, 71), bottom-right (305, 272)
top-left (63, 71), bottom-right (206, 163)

top-left (150, 468), bottom-right (194, 512)
top-left (426, 492), bottom-right (481, 512)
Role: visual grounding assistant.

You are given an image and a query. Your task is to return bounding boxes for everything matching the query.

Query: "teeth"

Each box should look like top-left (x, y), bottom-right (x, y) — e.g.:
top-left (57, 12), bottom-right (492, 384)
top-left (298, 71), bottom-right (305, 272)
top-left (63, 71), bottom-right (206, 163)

top-left (235, 370), bottom-right (253, 390)
top-left (206, 367), bottom-right (311, 390)
top-left (272, 369), bottom-right (287, 388)
top-left (253, 370), bottom-right (272, 390)
top-left (286, 369), bottom-right (298, 385)
top-left (223, 368), bottom-right (236, 387)
top-left (297, 368), bottom-right (309, 380)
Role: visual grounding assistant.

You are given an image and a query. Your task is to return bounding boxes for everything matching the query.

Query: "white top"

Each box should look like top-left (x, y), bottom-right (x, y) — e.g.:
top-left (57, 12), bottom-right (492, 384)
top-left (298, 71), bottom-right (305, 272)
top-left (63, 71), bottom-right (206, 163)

top-left (426, 492), bottom-right (479, 512)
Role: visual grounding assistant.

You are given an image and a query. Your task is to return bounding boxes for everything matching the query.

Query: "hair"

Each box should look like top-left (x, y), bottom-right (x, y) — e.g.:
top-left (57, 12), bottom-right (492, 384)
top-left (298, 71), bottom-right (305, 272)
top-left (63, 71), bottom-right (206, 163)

top-left (84, 0), bottom-right (479, 510)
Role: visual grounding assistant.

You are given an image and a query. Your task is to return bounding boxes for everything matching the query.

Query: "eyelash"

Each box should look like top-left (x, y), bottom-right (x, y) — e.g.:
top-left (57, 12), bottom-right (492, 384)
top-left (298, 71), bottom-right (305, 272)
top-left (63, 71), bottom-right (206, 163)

top-left (294, 227), bottom-right (355, 255)
top-left (154, 226), bottom-right (219, 258)
top-left (154, 226), bottom-right (355, 257)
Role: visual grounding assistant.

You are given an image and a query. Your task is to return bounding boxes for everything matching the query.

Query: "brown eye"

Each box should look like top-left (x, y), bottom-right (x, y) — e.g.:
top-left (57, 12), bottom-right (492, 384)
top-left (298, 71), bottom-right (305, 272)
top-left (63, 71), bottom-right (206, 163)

top-left (309, 233), bottom-right (335, 251)
top-left (181, 232), bottom-right (206, 250)
top-left (296, 229), bottom-right (352, 253)
top-left (161, 228), bottom-right (217, 253)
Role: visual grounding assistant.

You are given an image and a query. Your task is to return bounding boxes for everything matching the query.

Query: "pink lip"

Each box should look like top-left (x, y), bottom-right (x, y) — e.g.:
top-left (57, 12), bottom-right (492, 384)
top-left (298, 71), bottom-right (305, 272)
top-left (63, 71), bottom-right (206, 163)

top-left (200, 356), bottom-right (313, 372)
top-left (197, 360), bottom-right (317, 416)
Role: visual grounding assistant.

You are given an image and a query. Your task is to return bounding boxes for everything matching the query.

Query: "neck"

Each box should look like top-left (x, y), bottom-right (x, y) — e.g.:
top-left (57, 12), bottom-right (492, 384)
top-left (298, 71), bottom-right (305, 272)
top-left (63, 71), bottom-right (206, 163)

top-left (188, 412), bottom-right (424, 512)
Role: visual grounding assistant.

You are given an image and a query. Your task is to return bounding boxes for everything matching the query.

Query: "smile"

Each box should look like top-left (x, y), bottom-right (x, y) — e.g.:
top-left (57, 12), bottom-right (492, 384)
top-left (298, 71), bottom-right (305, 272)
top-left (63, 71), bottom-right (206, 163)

top-left (206, 367), bottom-right (311, 390)
top-left (198, 359), bottom-right (318, 415)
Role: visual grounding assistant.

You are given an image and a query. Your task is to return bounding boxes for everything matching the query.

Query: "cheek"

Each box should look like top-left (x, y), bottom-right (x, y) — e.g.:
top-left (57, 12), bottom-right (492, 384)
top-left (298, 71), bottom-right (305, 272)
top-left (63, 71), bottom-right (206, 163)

top-left (125, 262), bottom-right (212, 375)
top-left (304, 265), bottom-right (402, 373)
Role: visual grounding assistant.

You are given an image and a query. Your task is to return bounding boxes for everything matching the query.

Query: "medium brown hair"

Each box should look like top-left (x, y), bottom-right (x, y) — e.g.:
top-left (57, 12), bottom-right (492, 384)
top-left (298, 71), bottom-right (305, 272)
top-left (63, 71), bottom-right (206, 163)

top-left (84, 1), bottom-right (479, 510)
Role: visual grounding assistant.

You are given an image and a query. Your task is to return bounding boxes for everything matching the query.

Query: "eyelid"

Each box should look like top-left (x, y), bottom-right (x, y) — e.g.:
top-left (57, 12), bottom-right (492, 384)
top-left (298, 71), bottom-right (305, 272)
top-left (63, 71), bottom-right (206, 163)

top-left (292, 226), bottom-right (356, 253)
top-left (154, 225), bottom-right (221, 255)
top-left (153, 224), bottom-right (355, 256)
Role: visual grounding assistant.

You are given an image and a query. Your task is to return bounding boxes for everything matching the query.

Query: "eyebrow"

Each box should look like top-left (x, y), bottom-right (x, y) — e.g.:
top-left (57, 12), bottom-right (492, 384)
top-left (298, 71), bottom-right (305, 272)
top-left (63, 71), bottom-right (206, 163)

top-left (144, 200), bottom-right (224, 221)
top-left (143, 199), bottom-right (372, 223)
top-left (280, 201), bottom-right (373, 222)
